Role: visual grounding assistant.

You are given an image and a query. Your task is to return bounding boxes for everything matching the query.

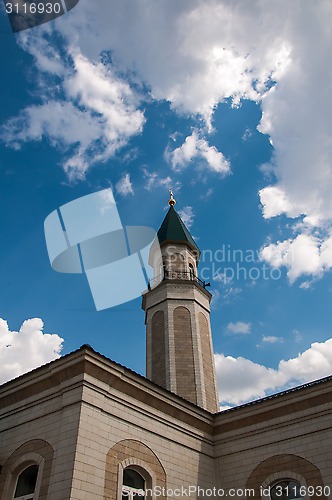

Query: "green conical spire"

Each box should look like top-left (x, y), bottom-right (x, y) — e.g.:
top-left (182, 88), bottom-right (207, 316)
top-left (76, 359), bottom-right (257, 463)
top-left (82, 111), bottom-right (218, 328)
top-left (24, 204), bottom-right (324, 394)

top-left (157, 202), bottom-right (200, 254)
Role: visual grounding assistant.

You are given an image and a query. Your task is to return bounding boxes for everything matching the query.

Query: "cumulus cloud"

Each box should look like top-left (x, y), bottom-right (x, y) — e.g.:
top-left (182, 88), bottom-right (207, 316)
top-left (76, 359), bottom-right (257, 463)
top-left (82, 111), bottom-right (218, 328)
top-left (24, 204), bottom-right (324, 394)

top-left (167, 131), bottom-right (230, 174)
top-left (0, 318), bottom-right (63, 385)
top-left (259, 184), bottom-right (332, 282)
top-left (260, 233), bottom-right (332, 283)
top-left (116, 173), bottom-right (134, 196)
top-left (2, 50), bottom-right (145, 181)
top-left (226, 321), bottom-right (251, 334)
top-left (2, 0), bottom-right (332, 284)
top-left (2, 0), bottom-right (290, 178)
top-left (51, 0), bottom-right (277, 124)
top-left (259, 186), bottom-right (300, 219)
top-left (215, 337), bottom-right (332, 407)
top-left (256, 1), bottom-right (332, 281)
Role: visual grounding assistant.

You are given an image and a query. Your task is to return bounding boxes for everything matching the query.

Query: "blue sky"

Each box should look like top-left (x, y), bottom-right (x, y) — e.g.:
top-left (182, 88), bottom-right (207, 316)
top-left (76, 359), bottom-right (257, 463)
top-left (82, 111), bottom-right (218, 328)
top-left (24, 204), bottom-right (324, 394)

top-left (1, 0), bottom-right (332, 409)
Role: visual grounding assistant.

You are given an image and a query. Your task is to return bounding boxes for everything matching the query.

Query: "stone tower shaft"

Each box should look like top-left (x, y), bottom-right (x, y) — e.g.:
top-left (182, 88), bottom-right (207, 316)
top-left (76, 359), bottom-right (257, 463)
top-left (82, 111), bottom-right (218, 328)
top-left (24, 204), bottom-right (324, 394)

top-left (142, 200), bottom-right (218, 413)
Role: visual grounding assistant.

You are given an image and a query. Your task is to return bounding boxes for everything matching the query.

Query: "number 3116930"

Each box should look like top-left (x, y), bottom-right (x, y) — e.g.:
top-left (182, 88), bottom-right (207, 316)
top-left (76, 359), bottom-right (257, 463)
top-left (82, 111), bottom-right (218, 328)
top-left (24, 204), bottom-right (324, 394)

top-left (5, 3), bottom-right (61, 14)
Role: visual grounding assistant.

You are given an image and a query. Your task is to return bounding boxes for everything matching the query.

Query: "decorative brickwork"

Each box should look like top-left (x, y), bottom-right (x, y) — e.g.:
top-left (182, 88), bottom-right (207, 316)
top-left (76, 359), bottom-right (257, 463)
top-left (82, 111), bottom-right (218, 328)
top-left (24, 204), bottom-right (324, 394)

top-left (151, 311), bottom-right (166, 389)
top-left (104, 439), bottom-right (166, 500)
top-left (199, 312), bottom-right (217, 412)
top-left (174, 306), bottom-right (197, 405)
top-left (245, 454), bottom-right (328, 500)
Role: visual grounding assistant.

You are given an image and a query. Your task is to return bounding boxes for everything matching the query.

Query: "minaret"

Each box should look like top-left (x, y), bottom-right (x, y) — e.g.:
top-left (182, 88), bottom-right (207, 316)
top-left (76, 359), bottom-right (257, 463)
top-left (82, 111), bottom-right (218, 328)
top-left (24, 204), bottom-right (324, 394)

top-left (142, 192), bottom-right (219, 413)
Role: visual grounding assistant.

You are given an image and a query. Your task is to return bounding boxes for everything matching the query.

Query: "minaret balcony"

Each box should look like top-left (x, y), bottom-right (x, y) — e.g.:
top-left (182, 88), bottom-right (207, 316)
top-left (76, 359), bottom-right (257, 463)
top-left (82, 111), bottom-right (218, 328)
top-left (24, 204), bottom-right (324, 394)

top-left (148, 270), bottom-right (209, 289)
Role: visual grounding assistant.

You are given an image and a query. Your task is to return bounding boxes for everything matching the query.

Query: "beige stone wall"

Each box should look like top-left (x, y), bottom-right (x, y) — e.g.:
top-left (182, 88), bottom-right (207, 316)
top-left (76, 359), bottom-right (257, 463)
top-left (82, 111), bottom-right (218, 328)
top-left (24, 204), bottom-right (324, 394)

top-left (69, 354), bottom-right (216, 499)
top-left (71, 399), bottom-right (213, 500)
top-left (145, 299), bottom-right (170, 388)
top-left (174, 306), bottom-right (197, 405)
top-left (1, 347), bottom-right (331, 500)
top-left (143, 279), bottom-right (218, 412)
top-left (151, 310), bottom-right (166, 389)
top-left (213, 380), bottom-right (332, 499)
top-left (104, 439), bottom-right (167, 499)
top-left (198, 312), bottom-right (218, 413)
top-left (0, 349), bottom-right (216, 500)
top-left (0, 439), bottom-right (54, 500)
top-left (0, 370), bottom-right (84, 499)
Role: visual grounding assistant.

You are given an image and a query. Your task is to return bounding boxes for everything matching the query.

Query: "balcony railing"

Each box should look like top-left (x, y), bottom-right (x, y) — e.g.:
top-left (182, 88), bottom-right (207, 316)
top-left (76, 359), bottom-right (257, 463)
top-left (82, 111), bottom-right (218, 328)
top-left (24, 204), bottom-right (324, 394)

top-left (148, 270), bottom-right (209, 289)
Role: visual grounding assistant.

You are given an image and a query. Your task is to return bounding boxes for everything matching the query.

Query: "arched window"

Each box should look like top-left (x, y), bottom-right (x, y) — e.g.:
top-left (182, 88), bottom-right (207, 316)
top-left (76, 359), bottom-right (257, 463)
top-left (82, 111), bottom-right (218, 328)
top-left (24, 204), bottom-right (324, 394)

top-left (270, 479), bottom-right (303, 499)
top-left (170, 253), bottom-right (185, 272)
top-left (13, 464), bottom-right (39, 500)
top-left (162, 259), bottom-right (167, 276)
top-left (122, 468), bottom-right (145, 500)
top-left (189, 262), bottom-right (195, 279)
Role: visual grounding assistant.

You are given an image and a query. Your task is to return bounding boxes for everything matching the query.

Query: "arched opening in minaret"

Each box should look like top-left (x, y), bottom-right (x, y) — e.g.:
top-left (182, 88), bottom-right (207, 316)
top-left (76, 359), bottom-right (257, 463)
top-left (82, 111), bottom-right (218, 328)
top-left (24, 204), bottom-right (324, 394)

top-left (189, 262), bottom-right (195, 279)
top-left (170, 252), bottom-right (185, 273)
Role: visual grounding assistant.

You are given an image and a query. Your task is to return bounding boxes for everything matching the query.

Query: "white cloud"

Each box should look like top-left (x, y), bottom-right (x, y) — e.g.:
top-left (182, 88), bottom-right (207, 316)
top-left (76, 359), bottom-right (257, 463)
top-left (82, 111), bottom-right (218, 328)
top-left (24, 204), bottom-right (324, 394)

top-left (215, 354), bottom-right (281, 406)
top-left (320, 235), bottom-right (332, 268)
top-left (0, 318), bottom-right (63, 385)
top-left (259, 186), bottom-right (299, 219)
top-left (168, 131), bottom-right (230, 174)
top-left (226, 321), bottom-right (251, 334)
top-left (50, 1), bottom-right (266, 124)
top-left (215, 337), bottom-right (332, 407)
top-left (293, 329), bottom-right (303, 343)
top-left (299, 281), bottom-right (311, 289)
top-left (256, 1), bottom-right (332, 281)
top-left (200, 188), bottom-right (213, 201)
top-left (178, 206), bottom-right (194, 229)
top-left (3, 1), bottom-right (332, 281)
top-left (2, 50), bottom-right (145, 181)
top-left (116, 173), bottom-right (134, 197)
top-left (259, 184), bottom-right (331, 273)
top-left (53, 1), bottom-right (292, 124)
top-left (262, 335), bottom-right (284, 344)
top-left (3, 101), bottom-right (96, 149)
top-left (242, 128), bottom-right (252, 142)
top-left (142, 168), bottom-right (174, 192)
top-left (97, 188), bottom-right (117, 214)
top-left (260, 233), bottom-right (332, 283)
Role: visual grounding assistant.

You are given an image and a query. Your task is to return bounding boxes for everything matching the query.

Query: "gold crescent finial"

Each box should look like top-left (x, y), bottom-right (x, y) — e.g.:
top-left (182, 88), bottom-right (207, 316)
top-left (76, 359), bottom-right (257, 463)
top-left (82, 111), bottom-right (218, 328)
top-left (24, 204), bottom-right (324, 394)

top-left (168, 189), bottom-right (176, 206)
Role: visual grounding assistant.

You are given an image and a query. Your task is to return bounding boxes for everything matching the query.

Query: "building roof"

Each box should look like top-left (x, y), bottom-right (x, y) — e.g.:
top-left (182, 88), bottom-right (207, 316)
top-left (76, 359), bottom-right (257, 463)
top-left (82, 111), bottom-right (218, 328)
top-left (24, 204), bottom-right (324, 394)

top-left (0, 344), bottom-right (213, 434)
top-left (157, 205), bottom-right (200, 253)
top-left (1, 343), bottom-right (331, 428)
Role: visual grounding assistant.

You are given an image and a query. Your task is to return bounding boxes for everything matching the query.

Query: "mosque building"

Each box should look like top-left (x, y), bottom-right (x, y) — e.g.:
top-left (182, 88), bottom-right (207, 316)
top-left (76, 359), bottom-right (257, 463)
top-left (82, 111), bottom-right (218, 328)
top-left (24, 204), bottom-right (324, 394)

top-left (0, 194), bottom-right (331, 499)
